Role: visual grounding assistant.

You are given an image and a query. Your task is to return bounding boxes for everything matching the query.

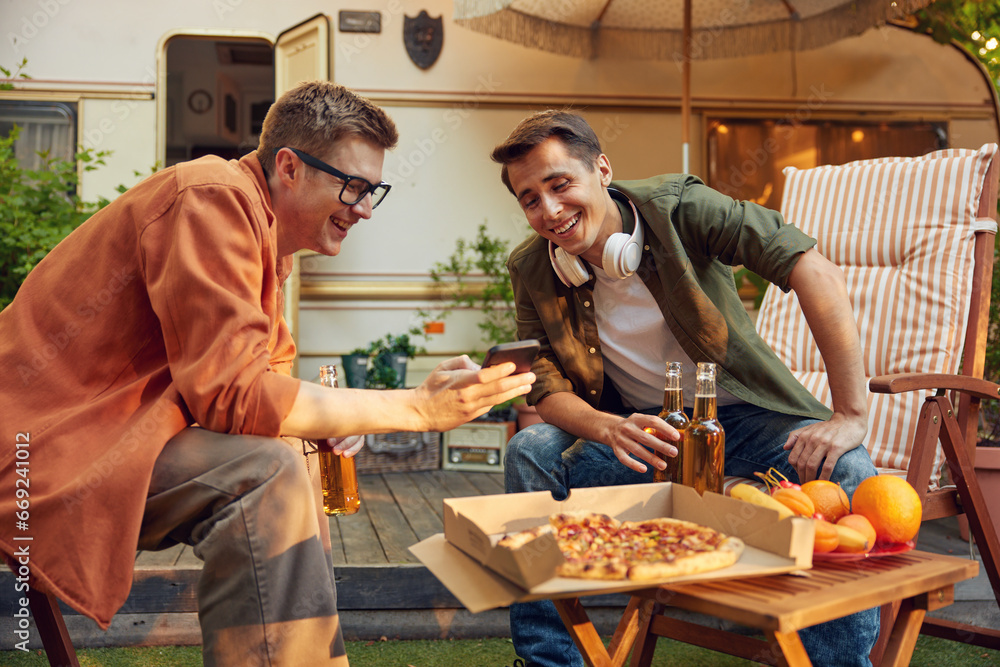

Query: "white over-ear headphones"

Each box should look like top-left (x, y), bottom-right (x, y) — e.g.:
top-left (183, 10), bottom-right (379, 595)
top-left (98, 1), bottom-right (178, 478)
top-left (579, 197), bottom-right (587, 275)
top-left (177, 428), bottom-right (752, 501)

top-left (549, 188), bottom-right (644, 287)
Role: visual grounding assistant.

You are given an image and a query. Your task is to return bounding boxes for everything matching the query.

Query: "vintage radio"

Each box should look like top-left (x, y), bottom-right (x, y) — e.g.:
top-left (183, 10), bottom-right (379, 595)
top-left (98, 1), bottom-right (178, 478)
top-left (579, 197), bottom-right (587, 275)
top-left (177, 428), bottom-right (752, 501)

top-left (441, 420), bottom-right (514, 473)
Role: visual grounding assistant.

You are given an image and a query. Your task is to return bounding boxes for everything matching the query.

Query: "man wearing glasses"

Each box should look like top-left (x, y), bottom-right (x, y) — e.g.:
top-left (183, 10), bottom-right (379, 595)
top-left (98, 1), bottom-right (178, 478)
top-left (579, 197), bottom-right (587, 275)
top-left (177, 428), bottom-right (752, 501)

top-left (0, 81), bottom-right (533, 666)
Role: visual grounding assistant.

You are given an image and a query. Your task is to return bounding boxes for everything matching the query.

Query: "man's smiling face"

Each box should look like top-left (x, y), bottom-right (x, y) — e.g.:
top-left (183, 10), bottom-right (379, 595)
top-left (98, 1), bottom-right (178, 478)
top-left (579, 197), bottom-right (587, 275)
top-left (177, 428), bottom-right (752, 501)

top-left (506, 136), bottom-right (619, 266)
top-left (277, 135), bottom-right (386, 258)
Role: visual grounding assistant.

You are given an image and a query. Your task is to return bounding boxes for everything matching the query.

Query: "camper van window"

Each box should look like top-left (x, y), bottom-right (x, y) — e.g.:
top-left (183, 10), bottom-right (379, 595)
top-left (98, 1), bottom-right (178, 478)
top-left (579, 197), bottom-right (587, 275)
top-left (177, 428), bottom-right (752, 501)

top-left (707, 119), bottom-right (947, 211)
top-left (0, 100), bottom-right (77, 172)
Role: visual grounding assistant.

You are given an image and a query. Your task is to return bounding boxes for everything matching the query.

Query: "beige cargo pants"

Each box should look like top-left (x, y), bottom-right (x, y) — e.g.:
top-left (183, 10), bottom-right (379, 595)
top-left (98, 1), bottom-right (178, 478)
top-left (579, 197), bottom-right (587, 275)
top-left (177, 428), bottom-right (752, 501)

top-left (138, 427), bottom-right (348, 666)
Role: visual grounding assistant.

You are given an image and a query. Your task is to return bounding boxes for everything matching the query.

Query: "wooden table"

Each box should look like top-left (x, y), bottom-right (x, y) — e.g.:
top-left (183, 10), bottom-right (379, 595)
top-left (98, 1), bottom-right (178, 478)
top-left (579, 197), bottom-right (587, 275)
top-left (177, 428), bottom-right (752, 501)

top-left (552, 549), bottom-right (979, 667)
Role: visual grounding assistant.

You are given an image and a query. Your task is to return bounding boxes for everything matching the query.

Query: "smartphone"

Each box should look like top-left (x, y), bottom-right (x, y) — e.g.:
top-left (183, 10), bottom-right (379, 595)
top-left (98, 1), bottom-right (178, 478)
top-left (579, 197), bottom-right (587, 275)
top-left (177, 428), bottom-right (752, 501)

top-left (482, 339), bottom-right (540, 374)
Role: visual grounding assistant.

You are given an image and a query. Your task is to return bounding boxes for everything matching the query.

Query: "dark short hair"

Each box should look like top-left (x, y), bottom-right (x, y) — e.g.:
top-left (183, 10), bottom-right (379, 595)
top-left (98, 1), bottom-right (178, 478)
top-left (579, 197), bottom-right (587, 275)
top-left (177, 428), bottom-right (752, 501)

top-left (258, 81), bottom-right (399, 173)
top-left (490, 110), bottom-right (603, 194)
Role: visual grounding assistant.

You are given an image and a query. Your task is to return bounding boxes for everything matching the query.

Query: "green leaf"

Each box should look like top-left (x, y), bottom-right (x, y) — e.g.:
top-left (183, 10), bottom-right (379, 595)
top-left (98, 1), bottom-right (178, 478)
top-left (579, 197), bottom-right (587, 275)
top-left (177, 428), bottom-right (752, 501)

top-left (0, 95), bottom-right (117, 308)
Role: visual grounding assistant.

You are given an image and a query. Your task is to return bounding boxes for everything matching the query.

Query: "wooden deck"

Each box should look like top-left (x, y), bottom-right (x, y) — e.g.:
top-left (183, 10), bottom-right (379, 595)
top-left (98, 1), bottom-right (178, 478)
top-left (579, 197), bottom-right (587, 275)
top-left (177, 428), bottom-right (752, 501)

top-left (3, 470), bottom-right (554, 649)
top-left (134, 469), bottom-right (507, 570)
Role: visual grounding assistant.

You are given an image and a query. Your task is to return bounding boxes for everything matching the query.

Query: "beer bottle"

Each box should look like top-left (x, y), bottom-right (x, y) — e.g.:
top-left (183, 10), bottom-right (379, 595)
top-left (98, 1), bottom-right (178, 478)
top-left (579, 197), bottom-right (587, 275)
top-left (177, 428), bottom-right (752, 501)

top-left (317, 364), bottom-right (361, 515)
top-left (654, 361), bottom-right (689, 483)
top-left (682, 362), bottom-right (725, 495)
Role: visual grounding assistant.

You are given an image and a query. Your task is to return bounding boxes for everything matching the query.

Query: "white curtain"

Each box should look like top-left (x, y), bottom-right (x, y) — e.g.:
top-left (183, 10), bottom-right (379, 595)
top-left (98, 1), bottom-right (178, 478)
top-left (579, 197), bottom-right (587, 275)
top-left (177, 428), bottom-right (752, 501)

top-left (0, 102), bottom-right (76, 171)
top-left (13, 121), bottom-right (73, 170)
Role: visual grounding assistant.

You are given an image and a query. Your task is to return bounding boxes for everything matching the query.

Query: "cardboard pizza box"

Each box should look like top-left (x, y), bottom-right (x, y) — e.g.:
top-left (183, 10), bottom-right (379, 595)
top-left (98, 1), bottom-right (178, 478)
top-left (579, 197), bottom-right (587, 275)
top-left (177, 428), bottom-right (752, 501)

top-left (409, 482), bottom-right (814, 613)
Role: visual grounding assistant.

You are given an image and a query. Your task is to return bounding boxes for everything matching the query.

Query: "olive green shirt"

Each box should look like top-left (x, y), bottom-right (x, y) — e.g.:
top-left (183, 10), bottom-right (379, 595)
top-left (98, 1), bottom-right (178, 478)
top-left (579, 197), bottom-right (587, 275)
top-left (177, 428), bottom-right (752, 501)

top-left (507, 173), bottom-right (832, 420)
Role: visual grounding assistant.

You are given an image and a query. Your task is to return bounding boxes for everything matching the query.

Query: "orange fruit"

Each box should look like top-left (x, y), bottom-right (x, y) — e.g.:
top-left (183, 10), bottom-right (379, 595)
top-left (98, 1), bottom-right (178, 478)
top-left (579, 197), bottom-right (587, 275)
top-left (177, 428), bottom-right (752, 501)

top-left (772, 487), bottom-right (816, 517)
top-left (850, 476), bottom-right (922, 544)
top-left (813, 519), bottom-right (839, 553)
top-left (800, 480), bottom-right (851, 523)
top-left (836, 514), bottom-right (877, 553)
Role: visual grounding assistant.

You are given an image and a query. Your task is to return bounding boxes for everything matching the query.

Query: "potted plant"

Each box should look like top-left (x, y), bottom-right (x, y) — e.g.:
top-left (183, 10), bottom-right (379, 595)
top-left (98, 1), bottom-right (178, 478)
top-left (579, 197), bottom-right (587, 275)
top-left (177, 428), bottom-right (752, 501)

top-left (340, 346), bottom-right (371, 389)
top-left (341, 330), bottom-right (425, 389)
top-left (421, 223), bottom-right (542, 431)
top-left (340, 331), bottom-right (440, 474)
top-left (365, 331), bottom-right (423, 389)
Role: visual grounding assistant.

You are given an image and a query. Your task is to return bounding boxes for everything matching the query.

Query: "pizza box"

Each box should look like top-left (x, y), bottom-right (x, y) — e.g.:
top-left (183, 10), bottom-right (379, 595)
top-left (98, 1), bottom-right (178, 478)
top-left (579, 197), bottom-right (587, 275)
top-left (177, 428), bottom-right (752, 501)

top-left (409, 482), bottom-right (814, 613)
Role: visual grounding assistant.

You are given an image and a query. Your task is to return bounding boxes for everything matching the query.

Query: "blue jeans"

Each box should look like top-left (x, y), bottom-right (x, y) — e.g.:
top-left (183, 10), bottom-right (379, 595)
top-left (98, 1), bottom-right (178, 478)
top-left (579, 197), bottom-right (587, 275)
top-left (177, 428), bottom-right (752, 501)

top-left (506, 404), bottom-right (880, 667)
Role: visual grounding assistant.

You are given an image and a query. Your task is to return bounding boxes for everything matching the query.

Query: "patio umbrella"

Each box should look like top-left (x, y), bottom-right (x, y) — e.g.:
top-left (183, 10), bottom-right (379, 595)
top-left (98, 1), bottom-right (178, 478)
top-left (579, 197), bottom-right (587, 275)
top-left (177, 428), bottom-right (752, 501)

top-left (453, 0), bottom-right (932, 172)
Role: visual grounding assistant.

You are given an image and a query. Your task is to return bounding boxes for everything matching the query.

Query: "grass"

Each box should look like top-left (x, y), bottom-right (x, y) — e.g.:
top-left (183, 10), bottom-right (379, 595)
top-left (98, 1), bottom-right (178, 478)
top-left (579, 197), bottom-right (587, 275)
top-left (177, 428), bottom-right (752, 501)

top-left (0, 635), bottom-right (997, 666)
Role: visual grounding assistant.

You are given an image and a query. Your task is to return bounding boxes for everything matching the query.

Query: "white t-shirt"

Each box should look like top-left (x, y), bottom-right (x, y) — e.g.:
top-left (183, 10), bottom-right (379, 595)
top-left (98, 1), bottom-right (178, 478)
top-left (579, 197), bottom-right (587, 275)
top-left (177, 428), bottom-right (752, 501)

top-left (592, 263), bottom-right (742, 411)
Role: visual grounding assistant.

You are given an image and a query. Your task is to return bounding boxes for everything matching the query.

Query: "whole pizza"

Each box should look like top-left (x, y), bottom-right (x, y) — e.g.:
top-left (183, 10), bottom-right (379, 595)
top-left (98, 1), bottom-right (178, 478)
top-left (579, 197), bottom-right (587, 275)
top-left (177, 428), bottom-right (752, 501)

top-left (499, 511), bottom-right (744, 581)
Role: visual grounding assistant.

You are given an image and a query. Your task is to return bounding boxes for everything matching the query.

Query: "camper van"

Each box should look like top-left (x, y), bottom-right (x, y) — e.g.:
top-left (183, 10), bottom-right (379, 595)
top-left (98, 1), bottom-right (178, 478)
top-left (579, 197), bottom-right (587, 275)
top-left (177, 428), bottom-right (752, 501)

top-left (3, 0), bottom-right (998, 382)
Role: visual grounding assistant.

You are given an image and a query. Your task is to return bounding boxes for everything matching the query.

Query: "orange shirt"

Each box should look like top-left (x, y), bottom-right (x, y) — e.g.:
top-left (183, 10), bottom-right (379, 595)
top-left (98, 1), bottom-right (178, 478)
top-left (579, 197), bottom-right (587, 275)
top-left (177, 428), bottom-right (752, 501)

top-left (0, 152), bottom-right (300, 628)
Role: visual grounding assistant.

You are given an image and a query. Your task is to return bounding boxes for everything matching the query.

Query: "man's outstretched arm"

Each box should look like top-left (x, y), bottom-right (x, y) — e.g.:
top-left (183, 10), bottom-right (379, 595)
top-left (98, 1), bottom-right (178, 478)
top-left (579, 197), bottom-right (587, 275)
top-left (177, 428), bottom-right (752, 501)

top-left (783, 248), bottom-right (869, 481)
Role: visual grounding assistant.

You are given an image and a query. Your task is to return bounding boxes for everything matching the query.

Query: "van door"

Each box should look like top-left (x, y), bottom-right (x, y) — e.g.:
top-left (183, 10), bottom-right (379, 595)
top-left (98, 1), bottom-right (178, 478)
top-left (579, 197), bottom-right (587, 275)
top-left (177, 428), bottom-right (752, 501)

top-left (275, 14), bottom-right (331, 95)
top-left (275, 14), bottom-right (332, 377)
top-left (156, 31), bottom-right (274, 168)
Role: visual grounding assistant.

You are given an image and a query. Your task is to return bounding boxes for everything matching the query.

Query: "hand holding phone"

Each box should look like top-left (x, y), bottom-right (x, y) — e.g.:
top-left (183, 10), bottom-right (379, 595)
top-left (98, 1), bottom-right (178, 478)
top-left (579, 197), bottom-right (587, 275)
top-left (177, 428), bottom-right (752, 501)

top-left (481, 339), bottom-right (540, 374)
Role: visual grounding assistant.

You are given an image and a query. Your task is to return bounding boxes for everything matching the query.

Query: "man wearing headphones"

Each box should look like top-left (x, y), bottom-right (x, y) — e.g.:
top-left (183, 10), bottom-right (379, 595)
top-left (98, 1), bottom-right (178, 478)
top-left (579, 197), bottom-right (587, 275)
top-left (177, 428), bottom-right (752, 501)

top-left (492, 110), bottom-right (879, 667)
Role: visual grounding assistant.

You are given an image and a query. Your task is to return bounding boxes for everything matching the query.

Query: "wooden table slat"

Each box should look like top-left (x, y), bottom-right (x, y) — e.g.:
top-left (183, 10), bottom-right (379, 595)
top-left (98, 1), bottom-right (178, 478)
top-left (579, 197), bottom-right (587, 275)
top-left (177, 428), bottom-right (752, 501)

top-left (656, 551), bottom-right (979, 634)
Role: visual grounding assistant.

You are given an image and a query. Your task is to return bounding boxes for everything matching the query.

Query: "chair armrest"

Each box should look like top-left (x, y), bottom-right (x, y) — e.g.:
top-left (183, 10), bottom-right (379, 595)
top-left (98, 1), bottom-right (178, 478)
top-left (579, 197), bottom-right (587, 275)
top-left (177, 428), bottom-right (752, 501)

top-left (869, 372), bottom-right (1000, 401)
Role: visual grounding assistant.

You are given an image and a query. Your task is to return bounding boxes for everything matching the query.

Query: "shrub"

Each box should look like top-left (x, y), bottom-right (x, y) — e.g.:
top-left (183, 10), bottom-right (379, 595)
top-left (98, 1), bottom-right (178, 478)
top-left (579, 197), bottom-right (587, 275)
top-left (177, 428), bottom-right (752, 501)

top-left (0, 125), bottom-right (112, 309)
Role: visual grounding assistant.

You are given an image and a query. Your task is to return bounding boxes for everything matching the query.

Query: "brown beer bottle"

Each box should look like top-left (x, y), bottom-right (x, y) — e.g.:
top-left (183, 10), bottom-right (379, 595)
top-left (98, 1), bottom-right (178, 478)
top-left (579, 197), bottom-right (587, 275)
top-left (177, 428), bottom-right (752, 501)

top-left (654, 361), bottom-right (689, 483)
top-left (682, 362), bottom-right (725, 495)
top-left (317, 364), bottom-right (361, 515)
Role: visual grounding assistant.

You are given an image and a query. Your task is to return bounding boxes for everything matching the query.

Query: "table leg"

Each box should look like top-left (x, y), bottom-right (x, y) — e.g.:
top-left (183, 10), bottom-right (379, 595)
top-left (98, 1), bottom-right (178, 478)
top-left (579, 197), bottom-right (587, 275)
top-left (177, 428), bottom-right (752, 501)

top-left (553, 598), bottom-right (614, 667)
top-left (878, 599), bottom-right (926, 667)
top-left (551, 596), bottom-right (655, 667)
top-left (629, 601), bottom-right (662, 667)
top-left (606, 597), bottom-right (654, 666)
top-left (766, 630), bottom-right (812, 667)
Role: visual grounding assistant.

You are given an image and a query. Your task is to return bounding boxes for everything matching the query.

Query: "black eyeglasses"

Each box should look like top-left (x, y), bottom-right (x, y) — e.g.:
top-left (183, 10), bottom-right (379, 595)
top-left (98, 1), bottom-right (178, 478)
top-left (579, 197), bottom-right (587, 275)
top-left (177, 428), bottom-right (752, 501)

top-left (281, 147), bottom-right (391, 209)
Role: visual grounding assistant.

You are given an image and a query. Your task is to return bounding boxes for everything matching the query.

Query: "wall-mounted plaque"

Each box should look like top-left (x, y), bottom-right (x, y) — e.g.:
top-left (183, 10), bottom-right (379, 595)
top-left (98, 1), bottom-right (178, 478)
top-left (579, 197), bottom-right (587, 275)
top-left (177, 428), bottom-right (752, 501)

top-left (339, 11), bottom-right (381, 33)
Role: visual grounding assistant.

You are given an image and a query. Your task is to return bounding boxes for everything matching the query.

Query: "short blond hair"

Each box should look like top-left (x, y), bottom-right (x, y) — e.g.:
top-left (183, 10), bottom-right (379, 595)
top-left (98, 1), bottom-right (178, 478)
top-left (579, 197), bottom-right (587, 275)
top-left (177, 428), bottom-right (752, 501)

top-left (258, 81), bottom-right (398, 173)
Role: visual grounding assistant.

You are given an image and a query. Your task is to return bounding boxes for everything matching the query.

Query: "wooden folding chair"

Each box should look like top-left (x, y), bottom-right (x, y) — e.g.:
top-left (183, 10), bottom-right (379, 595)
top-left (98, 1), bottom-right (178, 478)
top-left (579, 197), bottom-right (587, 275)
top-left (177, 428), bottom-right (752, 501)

top-left (633, 145), bottom-right (1000, 664)
top-left (0, 551), bottom-right (81, 667)
top-left (754, 144), bottom-right (1000, 658)
top-left (865, 156), bottom-right (1000, 655)
top-left (26, 586), bottom-right (80, 667)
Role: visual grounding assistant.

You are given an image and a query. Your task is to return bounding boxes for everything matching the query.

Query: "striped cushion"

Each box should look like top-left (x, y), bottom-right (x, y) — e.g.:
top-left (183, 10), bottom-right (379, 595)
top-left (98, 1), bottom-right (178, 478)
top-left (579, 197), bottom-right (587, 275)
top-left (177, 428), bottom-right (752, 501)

top-left (750, 144), bottom-right (997, 489)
